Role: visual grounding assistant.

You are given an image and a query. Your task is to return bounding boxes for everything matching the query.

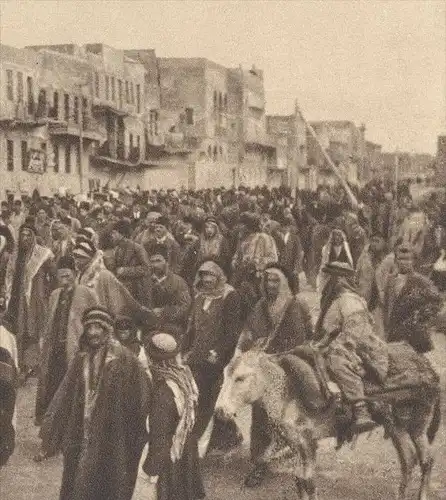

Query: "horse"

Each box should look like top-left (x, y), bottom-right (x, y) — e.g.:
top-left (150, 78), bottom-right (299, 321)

top-left (215, 348), bottom-right (441, 500)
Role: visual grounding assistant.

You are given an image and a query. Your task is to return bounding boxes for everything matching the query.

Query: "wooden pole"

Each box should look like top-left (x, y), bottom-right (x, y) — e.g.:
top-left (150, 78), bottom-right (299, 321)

top-left (390, 151), bottom-right (400, 244)
top-left (294, 101), bottom-right (358, 209)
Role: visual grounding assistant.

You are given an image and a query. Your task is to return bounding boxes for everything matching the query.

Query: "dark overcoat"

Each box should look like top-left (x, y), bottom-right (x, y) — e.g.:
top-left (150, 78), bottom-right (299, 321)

top-left (39, 341), bottom-right (150, 500)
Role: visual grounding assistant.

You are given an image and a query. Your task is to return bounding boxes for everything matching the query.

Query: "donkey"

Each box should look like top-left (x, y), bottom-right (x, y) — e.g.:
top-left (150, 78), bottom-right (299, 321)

top-left (215, 349), bottom-right (441, 500)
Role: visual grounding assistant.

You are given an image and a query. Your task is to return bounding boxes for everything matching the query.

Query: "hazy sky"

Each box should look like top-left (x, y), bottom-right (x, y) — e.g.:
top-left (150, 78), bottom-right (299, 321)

top-left (1, 0), bottom-right (444, 154)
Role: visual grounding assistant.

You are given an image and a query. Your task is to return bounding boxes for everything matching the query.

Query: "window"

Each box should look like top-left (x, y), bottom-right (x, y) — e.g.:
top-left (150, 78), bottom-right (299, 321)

top-left (213, 90), bottom-right (217, 110)
top-left (185, 107), bottom-right (194, 125)
top-left (149, 110), bottom-right (158, 135)
top-left (219, 145), bottom-right (223, 158)
top-left (64, 94), bottom-right (70, 121)
top-left (76, 143), bottom-right (81, 171)
top-left (41, 143), bottom-right (47, 170)
top-left (125, 81), bottom-right (129, 103)
top-left (136, 84), bottom-right (141, 113)
top-left (111, 77), bottom-right (115, 101)
top-left (118, 80), bottom-right (123, 108)
top-left (73, 96), bottom-right (79, 123)
top-left (130, 82), bottom-right (134, 104)
top-left (137, 135), bottom-right (140, 150)
top-left (218, 92), bottom-right (223, 110)
top-left (27, 76), bottom-right (34, 114)
top-left (53, 144), bottom-right (59, 172)
top-left (223, 93), bottom-right (228, 110)
top-left (21, 141), bottom-right (28, 171)
top-left (213, 145), bottom-right (218, 161)
top-left (17, 72), bottom-right (24, 102)
top-left (82, 97), bottom-right (88, 125)
top-left (95, 73), bottom-right (100, 98)
top-left (208, 145), bottom-right (212, 157)
top-left (37, 89), bottom-right (47, 117)
top-left (7, 140), bottom-right (14, 171)
top-left (65, 145), bottom-right (71, 173)
top-left (129, 133), bottom-right (133, 148)
top-left (50, 91), bottom-right (59, 119)
top-left (105, 76), bottom-right (110, 101)
top-left (6, 70), bottom-right (13, 101)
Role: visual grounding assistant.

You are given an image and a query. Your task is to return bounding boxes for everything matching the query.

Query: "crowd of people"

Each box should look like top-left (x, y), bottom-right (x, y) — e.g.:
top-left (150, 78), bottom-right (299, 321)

top-left (0, 179), bottom-right (445, 499)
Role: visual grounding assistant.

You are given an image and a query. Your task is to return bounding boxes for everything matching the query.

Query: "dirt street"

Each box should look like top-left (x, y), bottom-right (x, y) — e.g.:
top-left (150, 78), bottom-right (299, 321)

top-left (1, 290), bottom-right (445, 500)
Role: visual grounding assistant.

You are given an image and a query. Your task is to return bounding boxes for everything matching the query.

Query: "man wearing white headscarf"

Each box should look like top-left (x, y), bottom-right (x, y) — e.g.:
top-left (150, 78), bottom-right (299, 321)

top-left (183, 261), bottom-right (242, 440)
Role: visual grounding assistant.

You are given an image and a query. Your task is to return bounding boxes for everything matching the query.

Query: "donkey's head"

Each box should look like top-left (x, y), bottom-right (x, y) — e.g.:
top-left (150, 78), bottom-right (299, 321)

top-left (215, 349), bottom-right (268, 420)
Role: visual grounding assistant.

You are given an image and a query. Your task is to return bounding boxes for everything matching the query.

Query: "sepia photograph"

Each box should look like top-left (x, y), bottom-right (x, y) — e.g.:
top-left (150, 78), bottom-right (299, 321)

top-left (0, 1), bottom-right (445, 499)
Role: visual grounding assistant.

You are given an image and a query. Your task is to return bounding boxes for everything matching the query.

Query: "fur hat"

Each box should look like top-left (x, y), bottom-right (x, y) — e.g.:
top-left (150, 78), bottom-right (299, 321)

top-left (155, 215), bottom-right (169, 228)
top-left (115, 315), bottom-right (135, 331)
top-left (19, 216), bottom-right (37, 235)
top-left (147, 242), bottom-right (169, 260)
top-left (57, 255), bottom-right (76, 272)
top-left (240, 211), bottom-right (261, 232)
top-left (112, 218), bottom-right (131, 238)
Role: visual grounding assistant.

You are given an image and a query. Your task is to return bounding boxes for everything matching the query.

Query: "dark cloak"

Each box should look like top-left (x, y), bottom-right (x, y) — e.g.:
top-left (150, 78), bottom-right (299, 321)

top-left (39, 340), bottom-right (151, 500)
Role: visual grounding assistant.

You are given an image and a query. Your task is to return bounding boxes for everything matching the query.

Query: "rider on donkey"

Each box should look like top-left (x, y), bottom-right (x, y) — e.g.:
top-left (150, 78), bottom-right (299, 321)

top-left (314, 261), bottom-right (389, 433)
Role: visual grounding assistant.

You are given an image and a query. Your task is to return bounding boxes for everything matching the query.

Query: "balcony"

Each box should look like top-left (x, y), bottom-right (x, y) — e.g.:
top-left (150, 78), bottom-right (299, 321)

top-left (48, 115), bottom-right (107, 143)
top-left (164, 132), bottom-right (199, 154)
top-left (92, 97), bottom-right (129, 117)
top-left (244, 120), bottom-right (275, 150)
top-left (92, 141), bottom-right (143, 170)
top-left (0, 101), bottom-right (43, 128)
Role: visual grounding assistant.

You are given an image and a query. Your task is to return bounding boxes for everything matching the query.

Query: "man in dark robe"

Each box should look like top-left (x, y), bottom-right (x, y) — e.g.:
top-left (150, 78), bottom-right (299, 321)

top-left (183, 261), bottom-right (242, 441)
top-left (383, 245), bottom-right (442, 353)
top-left (143, 243), bottom-right (191, 343)
top-left (0, 324), bottom-right (18, 466)
top-left (38, 307), bottom-right (150, 500)
top-left (107, 218), bottom-right (151, 302)
top-left (35, 256), bottom-right (98, 425)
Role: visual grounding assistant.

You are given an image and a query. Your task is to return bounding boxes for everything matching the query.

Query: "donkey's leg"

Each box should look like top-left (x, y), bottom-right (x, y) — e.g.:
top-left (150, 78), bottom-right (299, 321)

top-left (284, 425), bottom-right (317, 500)
top-left (407, 395), bottom-right (440, 500)
top-left (387, 425), bottom-right (417, 500)
top-left (411, 431), bottom-right (434, 500)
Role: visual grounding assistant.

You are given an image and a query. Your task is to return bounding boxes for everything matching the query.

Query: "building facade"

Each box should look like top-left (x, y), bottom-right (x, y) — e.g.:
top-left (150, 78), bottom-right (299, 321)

top-left (308, 120), bottom-right (367, 187)
top-left (0, 44), bottom-right (98, 197)
top-left (2, 41), bottom-right (388, 198)
top-left (266, 107), bottom-right (309, 190)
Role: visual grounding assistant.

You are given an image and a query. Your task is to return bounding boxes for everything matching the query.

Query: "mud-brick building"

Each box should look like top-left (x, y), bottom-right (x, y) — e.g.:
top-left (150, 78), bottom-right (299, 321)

top-left (0, 44), bottom-right (100, 197)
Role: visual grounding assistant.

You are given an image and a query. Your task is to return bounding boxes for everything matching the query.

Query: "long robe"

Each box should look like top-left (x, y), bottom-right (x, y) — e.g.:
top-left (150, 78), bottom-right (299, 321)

top-left (383, 272), bottom-right (442, 353)
top-left (35, 285), bottom-right (99, 423)
top-left (3, 243), bottom-right (54, 370)
top-left (143, 377), bottom-right (205, 500)
top-left (39, 340), bottom-right (150, 500)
